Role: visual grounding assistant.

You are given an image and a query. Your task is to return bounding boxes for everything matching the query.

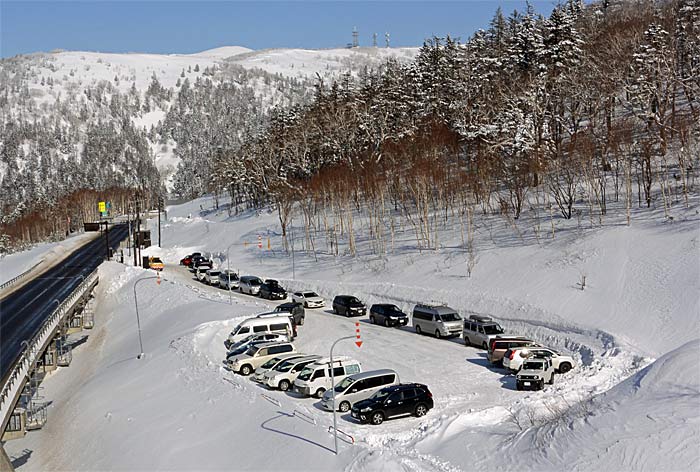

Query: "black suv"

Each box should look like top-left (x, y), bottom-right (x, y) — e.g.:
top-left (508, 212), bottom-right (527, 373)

top-left (351, 383), bottom-right (434, 425)
top-left (259, 279), bottom-right (287, 300)
top-left (332, 295), bottom-right (367, 317)
top-left (369, 304), bottom-right (408, 327)
top-left (274, 302), bottom-right (305, 326)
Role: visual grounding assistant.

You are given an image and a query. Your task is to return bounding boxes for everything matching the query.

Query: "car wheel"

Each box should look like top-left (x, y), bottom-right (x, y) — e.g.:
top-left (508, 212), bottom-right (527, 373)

top-left (240, 365), bottom-right (252, 376)
top-left (279, 380), bottom-right (290, 391)
top-left (299, 318), bottom-right (305, 326)
top-left (538, 380), bottom-right (544, 390)
top-left (482, 342), bottom-right (488, 350)
top-left (435, 330), bottom-right (442, 339)
top-left (315, 388), bottom-right (326, 399)
top-left (415, 404), bottom-right (428, 417)
top-left (339, 401), bottom-right (351, 413)
top-left (415, 325), bottom-right (422, 335)
top-left (559, 363), bottom-right (572, 373)
top-left (370, 315), bottom-right (376, 324)
top-left (384, 319), bottom-right (390, 328)
top-left (516, 383), bottom-right (522, 391)
top-left (549, 373), bottom-right (555, 385)
top-left (371, 411), bottom-right (384, 425)
top-left (304, 302), bottom-right (309, 308)
top-left (345, 308), bottom-right (350, 317)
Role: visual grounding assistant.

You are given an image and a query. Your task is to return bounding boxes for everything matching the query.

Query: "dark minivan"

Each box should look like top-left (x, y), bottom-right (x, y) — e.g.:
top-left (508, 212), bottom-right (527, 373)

top-left (332, 295), bottom-right (367, 317)
top-left (274, 302), bottom-right (305, 326)
top-left (351, 383), bottom-right (434, 425)
top-left (369, 304), bottom-right (408, 327)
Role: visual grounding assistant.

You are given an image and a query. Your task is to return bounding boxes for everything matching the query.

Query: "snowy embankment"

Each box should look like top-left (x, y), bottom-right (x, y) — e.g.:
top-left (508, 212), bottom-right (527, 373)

top-left (5, 195), bottom-right (699, 471)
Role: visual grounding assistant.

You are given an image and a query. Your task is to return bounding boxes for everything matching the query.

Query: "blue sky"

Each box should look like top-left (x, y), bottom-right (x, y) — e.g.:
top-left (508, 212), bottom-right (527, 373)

top-left (1, 1), bottom-right (558, 58)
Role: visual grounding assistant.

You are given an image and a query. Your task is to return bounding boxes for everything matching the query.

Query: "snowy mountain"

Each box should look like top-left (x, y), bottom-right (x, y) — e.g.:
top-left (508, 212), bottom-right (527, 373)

top-left (0, 45), bottom-right (418, 241)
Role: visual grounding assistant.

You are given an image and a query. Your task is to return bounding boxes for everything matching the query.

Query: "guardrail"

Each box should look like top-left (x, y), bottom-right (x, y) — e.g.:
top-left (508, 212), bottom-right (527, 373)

top-left (0, 261), bottom-right (43, 292)
top-left (0, 269), bottom-right (99, 433)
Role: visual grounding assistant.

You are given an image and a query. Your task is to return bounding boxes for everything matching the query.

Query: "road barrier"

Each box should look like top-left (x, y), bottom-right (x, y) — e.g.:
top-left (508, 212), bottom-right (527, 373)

top-left (293, 409), bottom-right (317, 425)
top-left (259, 393), bottom-right (281, 407)
top-left (0, 269), bottom-right (98, 434)
top-left (328, 426), bottom-right (355, 445)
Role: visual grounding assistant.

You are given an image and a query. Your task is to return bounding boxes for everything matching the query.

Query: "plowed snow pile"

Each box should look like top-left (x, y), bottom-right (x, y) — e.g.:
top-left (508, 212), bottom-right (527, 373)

top-left (4, 195), bottom-right (699, 471)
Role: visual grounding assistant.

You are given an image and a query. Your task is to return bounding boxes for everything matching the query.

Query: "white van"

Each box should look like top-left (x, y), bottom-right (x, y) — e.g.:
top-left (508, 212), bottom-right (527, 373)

top-left (239, 275), bottom-right (264, 295)
top-left (293, 356), bottom-right (362, 398)
top-left (321, 369), bottom-right (399, 412)
top-left (227, 315), bottom-right (293, 344)
top-left (228, 342), bottom-right (296, 376)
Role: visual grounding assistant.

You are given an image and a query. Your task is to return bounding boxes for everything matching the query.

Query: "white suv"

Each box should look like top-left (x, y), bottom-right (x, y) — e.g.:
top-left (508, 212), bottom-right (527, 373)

top-left (264, 355), bottom-right (321, 391)
top-left (252, 353), bottom-right (306, 383)
top-left (504, 347), bottom-right (575, 374)
top-left (228, 342), bottom-right (296, 376)
top-left (516, 356), bottom-right (555, 390)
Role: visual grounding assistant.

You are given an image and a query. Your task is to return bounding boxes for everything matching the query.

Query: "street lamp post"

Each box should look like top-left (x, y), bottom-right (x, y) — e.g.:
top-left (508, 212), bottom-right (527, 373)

top-left (133, 276), bottom-right (160, 359)
top-left (329, 335), bottom-right (356, 455)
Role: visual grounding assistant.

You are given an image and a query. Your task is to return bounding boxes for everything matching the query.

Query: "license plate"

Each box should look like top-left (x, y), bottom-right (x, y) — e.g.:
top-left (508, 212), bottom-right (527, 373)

top-left (524, 382), bottom-right (531, 386)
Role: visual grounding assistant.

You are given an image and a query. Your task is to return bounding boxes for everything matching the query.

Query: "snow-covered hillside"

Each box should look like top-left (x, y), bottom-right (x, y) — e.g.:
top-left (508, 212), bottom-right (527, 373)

top-left (4, 195), bottom-right (698, 470)
top-left (0, 45), bottom-right (417, 192)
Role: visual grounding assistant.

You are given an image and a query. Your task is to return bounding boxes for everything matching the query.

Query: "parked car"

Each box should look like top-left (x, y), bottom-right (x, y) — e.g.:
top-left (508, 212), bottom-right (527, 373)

top-left (293, 356), bottom-right (362, 398)
top-left (205, 269), bottom-right (221, 285)
top-left (197, 266), bottom-right (213, 282)
top-left (516, 355), bottom-right (555, 390)
top-left (487, 337), bottom-right (538, 366)
top-left (274, 302), bottom-right (305, 326)
top-left (219, 269), bottom-right (239, 290)
top-left (192, 258), bottom-right (213, 272)
top-left (351, 383), bottom-right (434, 425)
top-left (462, 314), bottom-right (505, 349)
top-left (412, 303), bottom-right (463, 338)
top-left (504, 347), bottom-right (576, 373)
top-left (189, 256), bottom-right (214, 271)
top-left (332, 295), bottom-right (367, 317)
top-left (256, 312), bottom-right (297, 339)
top-left (228, 341), bottom-right (296, 376)
top-left (259, 279), bottom-right (287, 300)
top-left (224, 331), bottom-right (289, 352)
top-left (180, 252), bottom-right (201, 266)
top-left (321, 369), bottom-right (400, 412)
top-left (264, 355), bottom-right (321, 391)
top-left (148, 256), bottom-right (164, 271)
top-left (369, 304), bottom-right (408, 327)
top-left (227, 315), bottom-right (294, 345)
top-left (291, 291), bottom-right (325, 308)
top-left (239, 275), bottom-right (264, 295)
top-left (251, 353), bottom-right (306, 383)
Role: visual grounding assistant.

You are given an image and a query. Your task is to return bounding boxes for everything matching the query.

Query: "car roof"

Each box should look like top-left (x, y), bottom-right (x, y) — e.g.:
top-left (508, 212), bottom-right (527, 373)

top-left (254, 341), bottom-right (292, 349)
top-left (415, 304), bottom-right (458, 315)
top-left (345, 369), bottom-right (397, 381)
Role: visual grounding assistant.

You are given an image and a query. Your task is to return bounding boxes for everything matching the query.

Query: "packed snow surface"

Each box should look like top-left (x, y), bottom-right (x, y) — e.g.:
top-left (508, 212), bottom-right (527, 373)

top-left (4, 195), bottom-right (699, 471)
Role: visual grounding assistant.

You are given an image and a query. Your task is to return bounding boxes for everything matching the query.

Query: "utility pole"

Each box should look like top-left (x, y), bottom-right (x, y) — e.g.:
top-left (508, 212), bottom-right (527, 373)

top-left (158, 196), bottom-right (162, 247)
top-left (104, 221), bottom-right (110, 260)
top-left (127, 204), bottom-right (132, 258)
top-left (133, 198), bottom-right (139, 267)
top-left (352, 26), bottom-right (359, 48)
top-left (329, 327), bottom-right (362, 455)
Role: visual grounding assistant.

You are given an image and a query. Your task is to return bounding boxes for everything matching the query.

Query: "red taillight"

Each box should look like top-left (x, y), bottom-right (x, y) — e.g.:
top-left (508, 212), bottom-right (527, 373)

top-left (427, 392), bottom-right (433, 398)
top-left (509, 350), bottom-right (515, 360)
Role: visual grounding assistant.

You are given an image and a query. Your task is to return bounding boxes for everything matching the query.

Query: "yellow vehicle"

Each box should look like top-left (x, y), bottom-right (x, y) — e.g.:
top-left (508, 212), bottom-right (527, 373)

top-left (149, 257), bottom-right (164, 271)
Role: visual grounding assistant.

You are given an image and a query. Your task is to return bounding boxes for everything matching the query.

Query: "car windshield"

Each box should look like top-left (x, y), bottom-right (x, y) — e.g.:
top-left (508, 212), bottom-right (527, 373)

top-left (523, 361), bottom-right (544, 370)
top-left (483, 324), bottom-right (503, 335)
top-left (251, 279), bottom-right (262, 286)
top-left (387, 306), bottom-right (403, 315)
top-left (152, 258), bottom-right (162, 263)
top-left (297, 367), bottom-right (313, 381)
top-left (371, 389), bottom-right (391, 401)
top-left (440, 312), bottom-right (461, 322)
top-left (348, 297), bottom-right (361, 304)
top-left (210, 271), bottom-right (220, 276)
top-left (261, 357), bottom-right (282, 369)
top-left (245, 345), bottom-right (261, 356)
top-left (230, 345), bottom-right (248, 355)
top-left (334, 377), bottom-right (355, 393)
top-left (304, 292), bottom-right (318, 298)
top-left (233, 334), bottom-right (254, 346)
top-left (274, 360), bottom-right (296, 372)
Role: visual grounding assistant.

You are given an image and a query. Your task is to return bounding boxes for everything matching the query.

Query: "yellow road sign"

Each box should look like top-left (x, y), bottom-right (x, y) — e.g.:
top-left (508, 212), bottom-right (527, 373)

top-left (98, 201), bottom-right (106, 212)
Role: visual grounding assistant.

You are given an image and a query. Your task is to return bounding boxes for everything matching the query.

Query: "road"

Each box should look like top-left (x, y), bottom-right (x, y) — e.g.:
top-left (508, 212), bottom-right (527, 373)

top-left (0, 224), bottom-right (129, 382)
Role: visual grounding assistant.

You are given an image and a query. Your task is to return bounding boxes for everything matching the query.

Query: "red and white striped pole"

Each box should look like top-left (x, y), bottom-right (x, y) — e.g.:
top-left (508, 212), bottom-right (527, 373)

top-left (355, 322), bottom-right (362, 348)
